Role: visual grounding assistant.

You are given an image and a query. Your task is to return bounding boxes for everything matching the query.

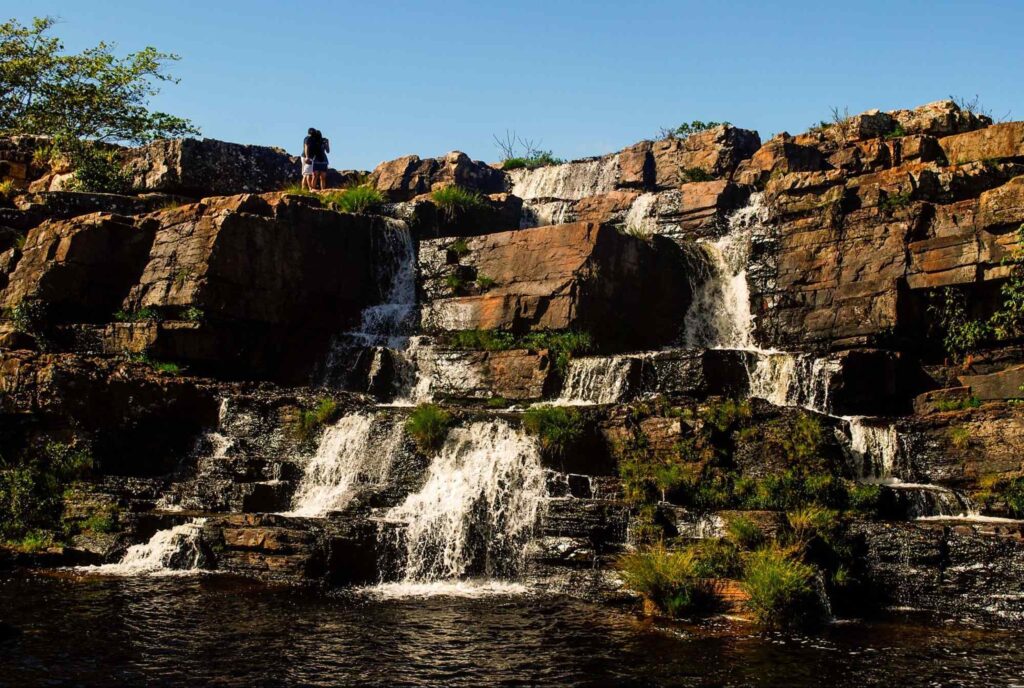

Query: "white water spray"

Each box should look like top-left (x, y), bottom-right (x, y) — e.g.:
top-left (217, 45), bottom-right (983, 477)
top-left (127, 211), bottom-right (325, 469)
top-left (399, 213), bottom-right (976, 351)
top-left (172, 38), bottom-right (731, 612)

top-left (285, 412), bottom-right (405, 517)
top-left (80, 519), bottom-right (208, 576)
top-left (383, 420), bottom-right (546, 582)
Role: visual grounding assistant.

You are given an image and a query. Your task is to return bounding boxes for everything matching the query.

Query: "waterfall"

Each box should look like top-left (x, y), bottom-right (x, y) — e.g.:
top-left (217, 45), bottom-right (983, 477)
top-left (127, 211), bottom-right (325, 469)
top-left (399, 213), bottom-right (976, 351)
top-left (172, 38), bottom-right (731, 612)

top-left (746, 352), bottom-right (839, 414)
top-left (557, 355), bottom-right (638, 405)
top-left (345, 220), bottom-right (417, 348)
top-left (507, 155), bottom-right (620, 201)
top-left (80, 519), bottom-right (208, 576)
top-left (847, 417), bottom-right (903, 481)
top-left (383, 420), bottom-right (546, 583)
top-left (622, 192), bottom-right (659, 236)
top-left (683, 192), bottom-right (769, 350)
top-left (285, 412), bottom-right (405, 517)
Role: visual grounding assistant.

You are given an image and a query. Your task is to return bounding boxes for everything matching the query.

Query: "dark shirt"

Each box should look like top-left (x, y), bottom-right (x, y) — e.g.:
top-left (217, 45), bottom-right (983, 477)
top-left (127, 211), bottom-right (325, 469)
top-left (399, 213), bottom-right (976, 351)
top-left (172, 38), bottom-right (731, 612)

top-left (303, 136), bottom-right (327, 162)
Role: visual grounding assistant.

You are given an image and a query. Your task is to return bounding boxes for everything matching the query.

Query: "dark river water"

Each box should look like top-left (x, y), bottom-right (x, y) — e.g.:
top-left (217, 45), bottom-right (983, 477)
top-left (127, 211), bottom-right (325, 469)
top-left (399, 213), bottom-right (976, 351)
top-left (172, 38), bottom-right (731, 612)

top-left (1, 571), bottom-right (1022, 687)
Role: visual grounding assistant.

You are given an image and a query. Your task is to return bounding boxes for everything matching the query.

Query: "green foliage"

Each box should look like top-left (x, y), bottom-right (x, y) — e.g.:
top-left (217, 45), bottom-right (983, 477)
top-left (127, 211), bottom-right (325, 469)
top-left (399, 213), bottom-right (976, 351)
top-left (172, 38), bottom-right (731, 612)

top-left (927, 287), bottom-right (992, 361)
top-left (726, 515), bottom-right (764, 550)
top-left (406, 403), bottom-right (452, 453)
top-left (701, 398), bottom-right (752, 433)
top-left (4, 298), bottom-right (47, 335)
top-left (114, 307), bottom-right (160, 323)
top-left (321, 185), bottom-right (384, 213)
top-left (12, 529), bottom-right (56, 552)
top-left (522, 405), bottom-right (584, 456)
top-left (501, 151), bottom-right (563, 170)
top-left (151, 361), bottom-right (181, 375)
top-left (476, 274), bottom-right (496, 289)
top-left (933, 396), bottom-right (982, 412)
top-left (444, 273), bottom-right (466, 292)
top-left (621, 224), bottom-right (650, 240)
top-left (485, 396), bottom-right (510, 409)
top-left (1002, 477), bottom-right (1024, 517)
top-left (292, 398), bottom-right (342, 443)
top-left (0, 16), bottom-right (198, 142)
top-left (0, 178), bottom-right (16, 202)
top-left (679, 167), bottom-right (715, 183)
top-left (947, 425), bottom-right (971, 450)
top-left (431, 185), bottom-right (485, 220)
top-left (80, 506), bottom-right (120, 534)
top-left (884, 123), bottom-right (907, 140)
top-left (880, 191), bottom-right (912, 212)
top-left (0, 442), bottom-right (92, 542)
top-left (181, 306), bottom-right (204, 322)
top-left (786, 506), bottom-right (841, 545)
top-left (741, 546), bottom-right (824, 629)
top-left (447, 238), bottom-right (470, 257)
top-left (660, 120), bottom-right (729, 139)
top-left (282, 182), bottom-right (315, 197)
top-left (988, 225), bottom-right (1024, 341)
top-left (688, 538), bottom-right (742, 578)
top-left (738, 413), bottom-right (826, 475)
top-left (446, 329), bottom-right (593, 376)
top-left (617, 543), bottom-right (721, 618)
top-left (63, 143), bottom-right (132, 194)
top-left (846, 482), bottom-right (883, 515)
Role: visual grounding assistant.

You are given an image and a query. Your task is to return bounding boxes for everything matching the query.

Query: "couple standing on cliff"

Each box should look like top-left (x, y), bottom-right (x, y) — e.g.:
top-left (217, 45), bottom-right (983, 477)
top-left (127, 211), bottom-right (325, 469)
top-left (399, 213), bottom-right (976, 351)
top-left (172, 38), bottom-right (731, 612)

top-left (301, 127), bottom-right (330, 190)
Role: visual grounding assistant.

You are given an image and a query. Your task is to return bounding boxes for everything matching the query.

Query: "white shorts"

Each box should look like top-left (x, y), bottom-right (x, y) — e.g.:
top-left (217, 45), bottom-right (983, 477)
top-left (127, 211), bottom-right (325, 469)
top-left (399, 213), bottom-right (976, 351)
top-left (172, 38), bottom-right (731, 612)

top-left (301, 161), bottom-right (314, 175)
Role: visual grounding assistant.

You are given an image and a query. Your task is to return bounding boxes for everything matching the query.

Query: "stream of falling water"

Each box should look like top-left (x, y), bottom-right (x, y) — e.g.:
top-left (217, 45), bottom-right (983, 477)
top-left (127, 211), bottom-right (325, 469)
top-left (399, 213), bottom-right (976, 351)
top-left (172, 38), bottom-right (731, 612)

top-left (284, 412), bottom-right (405, 517)
top-left (376, 420), bottom-right (546, 594)
top-left (77, 519), bottom-right (209, 576)
top-left (684, 193), bottom-right (977, 518)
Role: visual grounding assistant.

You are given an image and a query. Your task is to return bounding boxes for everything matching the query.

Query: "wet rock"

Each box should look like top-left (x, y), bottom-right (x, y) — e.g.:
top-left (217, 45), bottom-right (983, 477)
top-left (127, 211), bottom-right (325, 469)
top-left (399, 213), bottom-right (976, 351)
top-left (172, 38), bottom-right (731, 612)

top-left (124, 138), bottom-right (301, 197)
top-left (385, 192), bottom-right (521, 238)
top-left (205, 513), bottom-right (333, 584)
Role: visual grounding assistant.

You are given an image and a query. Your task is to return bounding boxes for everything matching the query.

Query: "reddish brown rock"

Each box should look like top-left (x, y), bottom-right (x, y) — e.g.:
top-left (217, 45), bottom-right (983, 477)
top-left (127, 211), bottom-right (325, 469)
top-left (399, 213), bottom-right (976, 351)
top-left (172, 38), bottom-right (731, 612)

top-left (618, 141), bottom-right (653, 188)
top-left (573, 191), bottom-right (640, 224)
top-left (939, 122), bottom-right (1024, 165)
top-left (420, 222), bottom-right (693, 349)
top-left (958, 365), bottom-right (1024, 401)
top-left (736, 137), bottom-right (823, 185)
top-left (890, 100), bottom-right (992, 137)
top-left (369, 151), bottom-right (506, 202)
top-left (652, 125), bottom-right (760, 188)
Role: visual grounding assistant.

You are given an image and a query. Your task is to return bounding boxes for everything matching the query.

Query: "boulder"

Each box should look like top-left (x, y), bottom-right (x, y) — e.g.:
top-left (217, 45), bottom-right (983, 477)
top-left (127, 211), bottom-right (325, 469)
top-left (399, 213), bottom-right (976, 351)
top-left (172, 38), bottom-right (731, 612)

top-left (735, 137), bottom-right (823, 185)
top-left (386, 191), bottom-right (522, 238)
top-left (889, 100), bottom-right (992, 137)
top-left (369, 151), bottom-right (506, 202)
top-left (958, 364), bottom-right (1024, 401)
top-left (123, 138), bottom-right (301, 197)
top-left (1, 212), bottom-right (156, 321)
top-left (419, 222), bottom-right (694, 349)
top-left (939, 122), bottom-right (1024, 166)
top-left (652, 125), bottom-right (760, 188)
top-left (573, 191), bottom-right (640, 224)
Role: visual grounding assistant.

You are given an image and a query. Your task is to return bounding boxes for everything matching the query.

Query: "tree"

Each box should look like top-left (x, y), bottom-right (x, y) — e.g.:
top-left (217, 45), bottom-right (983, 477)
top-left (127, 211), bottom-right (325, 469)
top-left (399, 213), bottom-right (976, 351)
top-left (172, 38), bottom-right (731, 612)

top-left (0, 16), bottom-right (198, 144)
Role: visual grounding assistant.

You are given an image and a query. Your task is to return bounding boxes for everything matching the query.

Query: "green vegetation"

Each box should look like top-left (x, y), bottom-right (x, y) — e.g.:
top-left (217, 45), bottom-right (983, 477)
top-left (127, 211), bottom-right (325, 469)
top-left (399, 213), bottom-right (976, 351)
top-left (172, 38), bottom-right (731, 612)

top-left (741, 546), bottom-right (824, 629)
top-left (475, 274), bottom-right (496, 289)
top-left (79, 506), bottom-right (121, 534)
top-left (444, 273), bottom-right (467, 292)
top-left (621, 225), bottom-right (650, 240)
top-left (880, 190), bottom-right (912, 212)
top-left (947, 425), bottom-right (971, 450)
top-left (701, 398), bottom-right (752, 433)
top-left (617, 543), bottom-right (721, 618)
top-left (282, 182), bottom-right (315, 197)
top-left (659, 120), bottom-right (729, 139)
top-left (446, 329), bottom-right (594, 376)
top-left (0, 179), bottom-right (16, 202)
top-left (447, 238), bottom-right (470, 258)
top-left (64, 145), bottom-right (133, 194)
top-left (291, 398), bottom-right (342, 443)
top-left (786, 506), bottom-right (841, 546)
top-left (406, 403), bottom-right (453, 453)
top-left (431, 185), bottom-right (485, 220)
top-left (679, 167), bottom-right (715, 183)
top-left (726, 515), bottom-right (764, 550)
top-left (522, 405), bottom-right (585, 456)
top-left (975, 475), bottom-right (1024, 517)
top-left (181, 306), bottom-right (204, 322)
top-left (151, 361), bottom-right (181, 375)
top-left (4, 298), bottom-right (47, 336)
top-left (884, 123), bottom-right (908, 140)
top-left (321, 185), bottom-right (385, 213)
top-left (486, 396), bottom-right (510, 409)
top-left (501, 151), bottom-right (563, 170)
top-left (114, 307), bottom-right (160, 323)
top-left (0, 442), bottom-right (93, 544)
top-left (933, 395), bottom-right (982, 412)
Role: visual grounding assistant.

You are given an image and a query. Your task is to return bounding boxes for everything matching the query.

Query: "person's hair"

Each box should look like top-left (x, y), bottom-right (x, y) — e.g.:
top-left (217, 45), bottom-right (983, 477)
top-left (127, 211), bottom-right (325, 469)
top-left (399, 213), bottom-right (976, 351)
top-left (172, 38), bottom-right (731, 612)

top-left (307, 127), bottom-right (316, 136)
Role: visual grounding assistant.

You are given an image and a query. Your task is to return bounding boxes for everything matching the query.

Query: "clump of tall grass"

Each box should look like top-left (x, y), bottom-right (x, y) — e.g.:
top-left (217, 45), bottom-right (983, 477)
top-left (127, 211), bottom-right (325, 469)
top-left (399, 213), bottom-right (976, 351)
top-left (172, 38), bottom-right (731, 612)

top-left (406, 403), bottom-right (453, 453)
top-left (617, 543), bottom-right (721, 618)
top-left (322, 185), bottom-right (385, 213)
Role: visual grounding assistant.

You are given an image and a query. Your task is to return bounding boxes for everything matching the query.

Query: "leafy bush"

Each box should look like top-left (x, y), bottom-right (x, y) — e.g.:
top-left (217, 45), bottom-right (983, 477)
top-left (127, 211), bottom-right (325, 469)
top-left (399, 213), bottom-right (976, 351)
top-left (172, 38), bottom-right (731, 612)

top-left (522, 405), bottom-right (584, 456)
top-left (884, 123), bottom-right (908, 140)
top-left (64, 145), bottom-right (133, 194)
top-left (741, 546), bottom-right (824, 628)
top-left (701, 398), bottom-right (752, 433)
top-left (4, 298), bottom-right (47, 336)
top-left (406, 403), bottom-right (452, 453)
top-left (80, 507), bottom-right (120, 534)
top-left (0, 179), bottom-right (16, 202)
top-left (445, 329), bottom-right (593, 376)
top-left (431, 185), bottom-right (485, 220)
top-left (476, 274), bottom-right (496, 289)
top-left (182, 306), bottom-right (204, 322)
top-left (846, 482), bottom-right (883, 515)
top-left (988, 224), bottom-right (1024, 342)
top-left (689, 538), bottom-right (742, 578)
top-left (0, 442), bottom-right (93, 542)
top-left (974, 475), bottom-right (1024, 517)
top-left (927, 286), bottom-right (992, 360)
top-left (617, 543), bottom-right (721, 618)
top-left (493, 130), bottom-right (562, 169)
top-left (726, 515), bottom-right (764, 550)
top-left (444, 273), bottom-right (467, 292)
top-left (321, 185), bottom-right (384, 213)
top-left (447, 329), bottom-right (517, 351)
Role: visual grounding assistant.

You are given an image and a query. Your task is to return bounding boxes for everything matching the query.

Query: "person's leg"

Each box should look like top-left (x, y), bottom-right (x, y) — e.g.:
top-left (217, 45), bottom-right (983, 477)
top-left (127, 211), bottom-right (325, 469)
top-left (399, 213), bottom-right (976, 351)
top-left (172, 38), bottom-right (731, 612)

top-left (301, 174), bottom-right (309, 191)
top-left (317, 171), bottom-right (327, 190)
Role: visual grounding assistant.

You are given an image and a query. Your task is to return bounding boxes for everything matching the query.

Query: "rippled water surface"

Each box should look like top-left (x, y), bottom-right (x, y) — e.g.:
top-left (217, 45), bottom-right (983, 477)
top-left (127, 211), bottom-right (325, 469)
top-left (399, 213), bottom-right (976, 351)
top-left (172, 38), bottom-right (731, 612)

top-left (1, 572), bottom-right (1023, 687)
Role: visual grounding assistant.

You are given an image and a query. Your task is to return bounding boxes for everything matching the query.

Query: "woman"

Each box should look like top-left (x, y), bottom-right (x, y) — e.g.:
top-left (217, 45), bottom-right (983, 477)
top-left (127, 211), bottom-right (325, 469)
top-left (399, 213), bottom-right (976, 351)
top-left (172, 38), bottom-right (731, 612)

top-left (303, 128), bottom-right (330, 190)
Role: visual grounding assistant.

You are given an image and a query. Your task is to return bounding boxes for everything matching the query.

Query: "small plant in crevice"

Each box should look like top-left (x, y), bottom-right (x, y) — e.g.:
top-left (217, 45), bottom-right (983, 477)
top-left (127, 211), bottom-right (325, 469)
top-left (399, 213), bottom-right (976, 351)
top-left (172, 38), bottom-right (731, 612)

top-left (933, 395), bottom-right (982, 412)
top-left (321, 185), bottom-right (385, 214)
top-left (447, 238), bottom-right (470, 258)
top-left (493, 130), bottom-right (563, 169)
top-left (181, 306), bottom-right (204, 323)
top-left (475, 274), bottom-right (496, 289)
top-left (726, 515), bottom-right (764, 551)
top-left (64, 144), bottom-right (133, 195)
top-left (4, 298), bottom-right (48, 337)
top-left (406, 403), bottom-right (453, 454)
top-left (445, 273), bottom-right (467, 293)
top-left (114, 307), bottom-right (161, 323)
top-left (485, 396), bottom-right (510, 409)
top-left (880, 190), bottom-right (912, 212)
top-left (445, 329), bottom-right (593, 377)
top-left (974, 475), bottom-right (1024, 517)
top-left (947, 425), bottom-right (971, 450)
top-left (431, 185), bottom-right (485, 221)
top-left (0, 179), bottom-right (17, 203)
top-left (679, 167), bottom-right (715, 183)
top-left (884, 123), bottom-right (907, 140)
top-left (741, 545), bottom-right (825, 629)
top-left (291, 398), bottom-right (342, 444)
top-left (522, 405), bottom-right (585, 457)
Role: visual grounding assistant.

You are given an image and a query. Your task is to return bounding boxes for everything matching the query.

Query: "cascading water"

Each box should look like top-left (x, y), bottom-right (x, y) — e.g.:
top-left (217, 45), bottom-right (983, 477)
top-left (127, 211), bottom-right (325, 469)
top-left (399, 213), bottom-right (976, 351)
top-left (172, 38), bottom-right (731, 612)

top-left (683, 192), bottom-right (769, 351)
top-left (556, 355), bottom-right (640, 405)
top-left (507, 155), bottom-right (620, 202)
top-left (80, 519), bottom-right (208, 576)
top-left (285, 412), bottom-right (405, 517)
top-left (381, 420), bottom-right (546, 585)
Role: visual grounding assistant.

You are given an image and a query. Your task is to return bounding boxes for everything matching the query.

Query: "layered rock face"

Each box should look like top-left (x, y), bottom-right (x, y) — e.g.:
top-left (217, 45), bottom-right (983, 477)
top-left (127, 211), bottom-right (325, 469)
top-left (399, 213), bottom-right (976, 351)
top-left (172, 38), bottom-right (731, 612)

top-left (3, 100), bottom-right (1024, 629)
top-left (420, 222), bottom-right (695, 348)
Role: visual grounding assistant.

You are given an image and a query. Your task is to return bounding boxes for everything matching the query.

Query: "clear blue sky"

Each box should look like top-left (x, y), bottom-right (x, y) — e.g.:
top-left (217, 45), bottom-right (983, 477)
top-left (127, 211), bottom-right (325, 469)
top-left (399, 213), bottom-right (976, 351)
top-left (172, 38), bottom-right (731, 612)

top-left (6, 1), bottom-right (1023, 170)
